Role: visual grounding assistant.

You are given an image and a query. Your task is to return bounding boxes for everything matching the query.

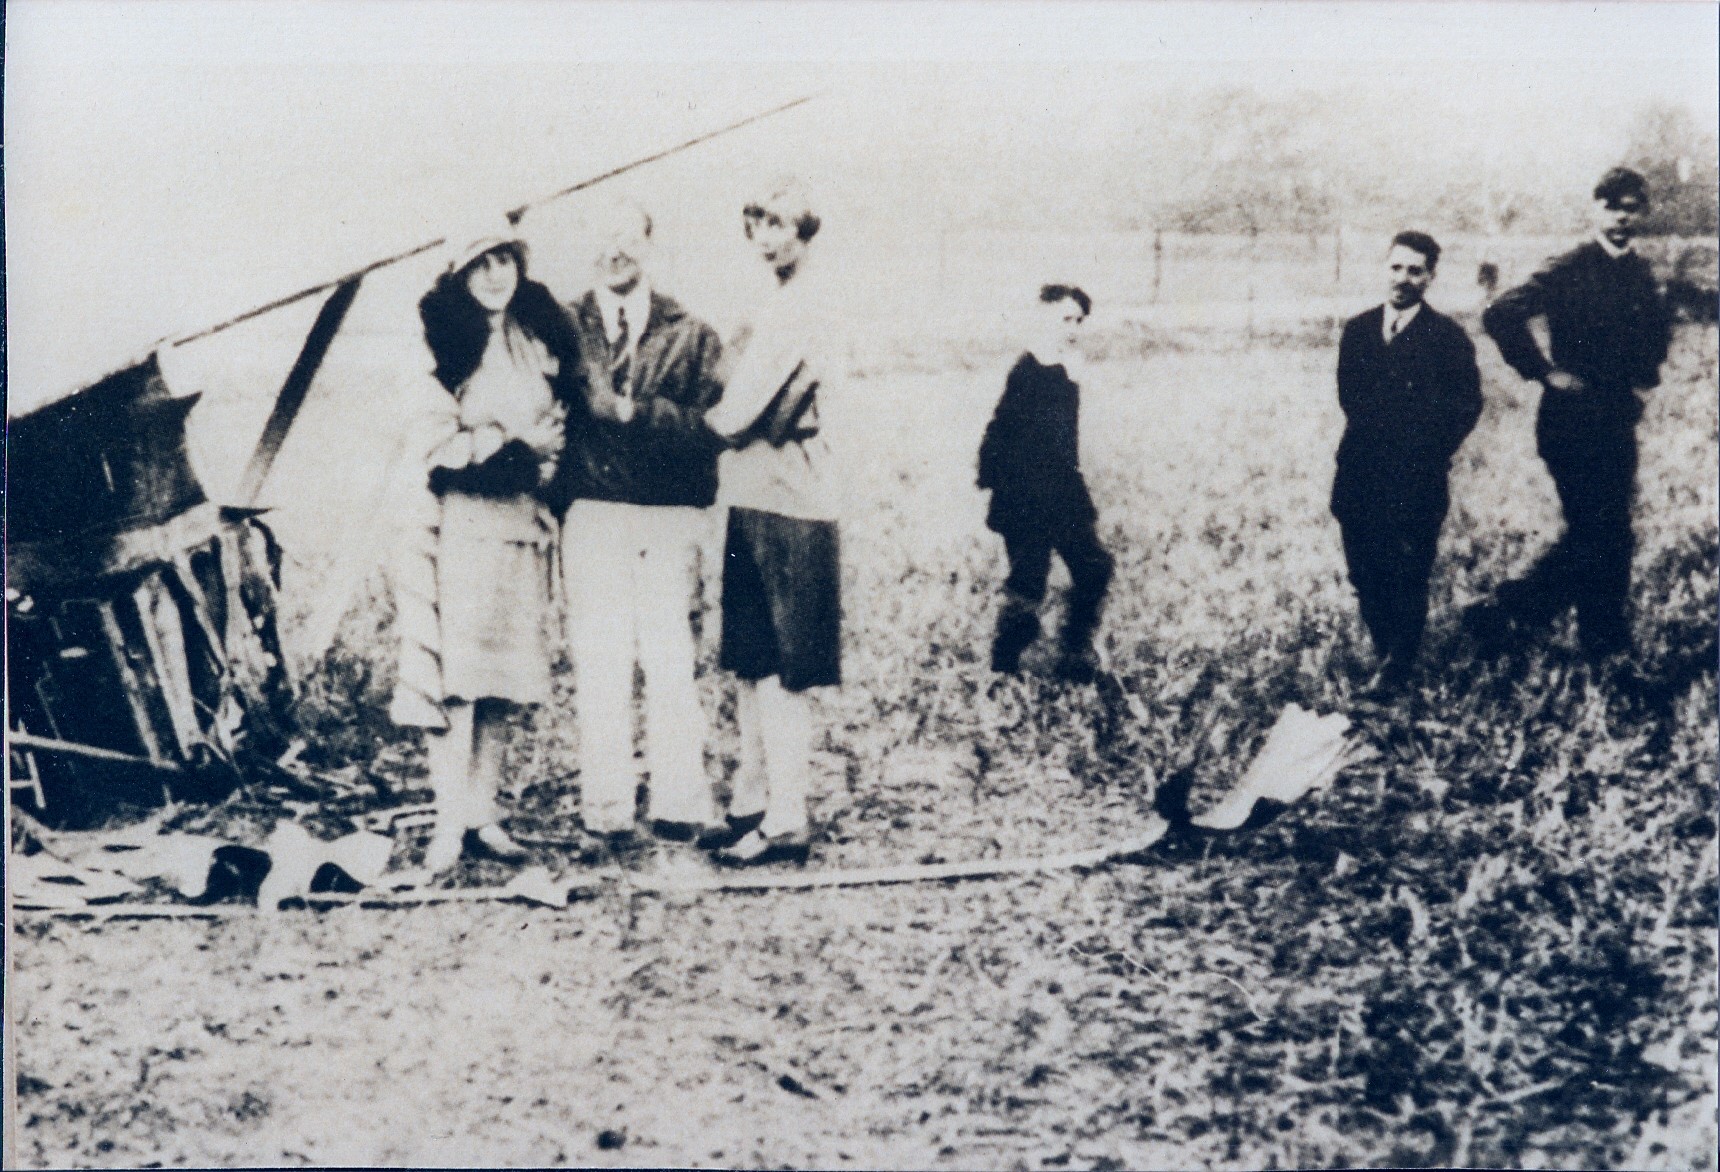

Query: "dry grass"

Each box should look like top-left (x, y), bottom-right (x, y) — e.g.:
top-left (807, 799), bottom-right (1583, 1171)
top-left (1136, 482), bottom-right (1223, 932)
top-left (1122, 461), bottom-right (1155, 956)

top-left (10, 312), bottom-right (1716, 1170)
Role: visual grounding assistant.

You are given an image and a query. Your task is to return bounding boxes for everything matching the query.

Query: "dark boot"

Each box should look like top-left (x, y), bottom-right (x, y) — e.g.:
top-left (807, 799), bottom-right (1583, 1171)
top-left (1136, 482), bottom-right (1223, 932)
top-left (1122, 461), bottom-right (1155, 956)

top-left (1056, 569), bottom-right (1110, 685)
top-left (1579, 613), bottom-right (1633, 664)
top-left (991, 595), bottom-right (1041, 673)
top-left (1054, 644), bottom-right (1100, 685)
top-left (1055, 604), bottom-right (1102, 680)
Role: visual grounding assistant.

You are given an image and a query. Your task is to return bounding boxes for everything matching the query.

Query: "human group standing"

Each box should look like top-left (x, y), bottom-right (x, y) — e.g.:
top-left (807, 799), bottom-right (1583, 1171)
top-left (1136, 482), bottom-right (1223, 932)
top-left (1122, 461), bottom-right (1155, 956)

top-left (1329, 167), bottom-right (1672, 698)
top-left (392, 164), bottom-right (1675, 876)
top-left (394, 179), bottom-right (847, 874)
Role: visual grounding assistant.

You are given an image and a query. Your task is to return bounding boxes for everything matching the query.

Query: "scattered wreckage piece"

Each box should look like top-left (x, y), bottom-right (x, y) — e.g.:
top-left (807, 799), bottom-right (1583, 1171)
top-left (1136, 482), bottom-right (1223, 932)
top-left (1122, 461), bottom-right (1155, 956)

top-left (1187, 704), bottom-right (1375, 831)
top-left (254, 823), bottom-right (394, 909)
top-left (631, 822), bottom-right (1173, 896)
top-left (13, 821), bottom-right (1174, 918)
top-left (10, 809), bottom-right (394, 912)
top-left (10, 851), bottom-right (144, 910)
top-left (12, 704), bottom-right (1369, 919)
top-left (7, 358), bottom-right (297, 827)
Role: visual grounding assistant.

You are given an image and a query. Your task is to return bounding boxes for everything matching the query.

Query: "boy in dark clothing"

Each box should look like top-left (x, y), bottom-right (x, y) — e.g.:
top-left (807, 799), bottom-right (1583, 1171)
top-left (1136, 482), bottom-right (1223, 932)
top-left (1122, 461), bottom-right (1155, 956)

top-left (1331, 231), bottom-right (1483, 696)
top-left (977, 284), bottom-right (1114, 683)
top-left (1477, 167), bottom-right (1671, 661)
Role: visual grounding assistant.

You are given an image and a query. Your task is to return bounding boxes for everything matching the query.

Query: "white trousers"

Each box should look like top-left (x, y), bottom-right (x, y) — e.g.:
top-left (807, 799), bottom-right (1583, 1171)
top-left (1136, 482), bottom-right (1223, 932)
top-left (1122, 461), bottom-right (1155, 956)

top-left (732, 677), bottom-right (815, 837)
top-left (562, 500), bottom-right (715, 831)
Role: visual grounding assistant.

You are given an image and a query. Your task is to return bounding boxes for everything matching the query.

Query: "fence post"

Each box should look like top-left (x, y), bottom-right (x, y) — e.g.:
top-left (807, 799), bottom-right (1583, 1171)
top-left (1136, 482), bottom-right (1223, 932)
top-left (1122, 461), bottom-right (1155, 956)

top-left (1152, 228), bottom-right (1163, 304)
top-left (1247, 224), bottom-right (1259, 345)
top-left (1333, 225), bottom-right (1343, 289)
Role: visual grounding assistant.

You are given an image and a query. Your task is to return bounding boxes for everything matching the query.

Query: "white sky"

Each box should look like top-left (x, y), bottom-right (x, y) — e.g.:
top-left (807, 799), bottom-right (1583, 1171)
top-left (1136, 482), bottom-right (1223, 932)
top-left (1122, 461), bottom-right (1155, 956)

top-left (6, 0), bottom-right (1717, 413)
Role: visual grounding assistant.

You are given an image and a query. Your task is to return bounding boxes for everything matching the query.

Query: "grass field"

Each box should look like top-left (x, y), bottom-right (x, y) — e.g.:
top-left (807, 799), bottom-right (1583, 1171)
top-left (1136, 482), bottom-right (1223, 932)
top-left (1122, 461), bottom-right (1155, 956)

top-left (10, 301), bottom-right (1717, 1169)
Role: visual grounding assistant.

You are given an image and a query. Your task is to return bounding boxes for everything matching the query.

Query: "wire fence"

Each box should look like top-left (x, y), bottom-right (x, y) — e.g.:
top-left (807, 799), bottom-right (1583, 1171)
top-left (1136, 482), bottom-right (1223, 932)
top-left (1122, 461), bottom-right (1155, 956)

top-left (823, 228), bottom-right (1718, 356)
top-left (920, 228), bottom-right (1717, 311)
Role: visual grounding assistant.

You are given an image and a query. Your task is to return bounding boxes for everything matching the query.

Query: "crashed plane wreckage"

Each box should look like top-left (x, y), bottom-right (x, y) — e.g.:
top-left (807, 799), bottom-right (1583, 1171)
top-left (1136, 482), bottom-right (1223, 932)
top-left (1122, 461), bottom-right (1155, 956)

top-left (7, 92), bottom-right (1371, 883)
top-left (6, 96), bottom-right (817, 828)
top-left (8, 357), bottom-right (298, 825)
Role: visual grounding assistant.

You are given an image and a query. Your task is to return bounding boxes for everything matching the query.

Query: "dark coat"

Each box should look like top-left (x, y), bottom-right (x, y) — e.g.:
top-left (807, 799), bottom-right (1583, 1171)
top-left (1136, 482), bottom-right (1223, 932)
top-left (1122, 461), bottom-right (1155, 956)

top-left (1481, 241), bottom-right (1670, 424)
top-left (1331, 304), bottom-right (1482, 532)
top-left (977, 354), bottom-right (1096, 535)
top-left (546, 290), bottom-right (725, 512)
top-left (418, 277), bottom-right (585, 501)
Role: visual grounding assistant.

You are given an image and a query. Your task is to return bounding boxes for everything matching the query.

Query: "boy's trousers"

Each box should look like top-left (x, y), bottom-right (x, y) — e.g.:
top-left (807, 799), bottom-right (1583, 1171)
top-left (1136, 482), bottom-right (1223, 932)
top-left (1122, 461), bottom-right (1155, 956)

top-left (561, 499), bottom-right (715, 832)
top-left (1000, 519), bottom-right (1114, 641)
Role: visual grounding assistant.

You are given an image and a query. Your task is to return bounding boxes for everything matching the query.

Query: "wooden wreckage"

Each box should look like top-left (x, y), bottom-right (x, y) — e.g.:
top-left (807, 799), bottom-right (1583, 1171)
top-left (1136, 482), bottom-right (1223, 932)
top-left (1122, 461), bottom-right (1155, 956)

top-left (8, 358), bottom-right (297, 825)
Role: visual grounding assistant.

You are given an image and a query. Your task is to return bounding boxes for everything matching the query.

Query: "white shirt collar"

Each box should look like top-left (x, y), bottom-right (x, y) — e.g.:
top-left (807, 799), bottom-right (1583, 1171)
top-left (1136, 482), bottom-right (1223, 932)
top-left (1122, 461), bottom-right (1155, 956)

top-left (1382, 301), bottom-right (1422, 341)
top-left (593, 281), bottom-right (652, 349)
top-left (1028, 346), bottom-right (1087, 384)
top-left (1594, 230), bottom-right (1634, 260)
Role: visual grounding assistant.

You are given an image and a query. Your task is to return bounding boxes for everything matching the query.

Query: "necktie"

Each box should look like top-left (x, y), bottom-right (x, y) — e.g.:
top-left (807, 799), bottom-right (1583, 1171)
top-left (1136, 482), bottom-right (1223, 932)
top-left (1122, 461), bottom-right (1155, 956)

top-left (610, 305), bottom-right (631, 398)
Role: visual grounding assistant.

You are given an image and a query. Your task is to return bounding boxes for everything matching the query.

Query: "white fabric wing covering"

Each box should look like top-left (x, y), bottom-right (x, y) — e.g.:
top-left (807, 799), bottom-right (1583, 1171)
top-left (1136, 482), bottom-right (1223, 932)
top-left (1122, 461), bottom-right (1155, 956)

top-left (1191, 704), bottom-right (1369, 831)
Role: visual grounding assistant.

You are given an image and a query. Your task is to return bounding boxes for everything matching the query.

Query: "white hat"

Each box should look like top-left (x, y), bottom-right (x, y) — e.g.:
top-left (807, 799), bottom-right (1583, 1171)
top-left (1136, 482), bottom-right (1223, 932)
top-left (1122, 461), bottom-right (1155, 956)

top-left (446, 220), bottom-right (527, 277)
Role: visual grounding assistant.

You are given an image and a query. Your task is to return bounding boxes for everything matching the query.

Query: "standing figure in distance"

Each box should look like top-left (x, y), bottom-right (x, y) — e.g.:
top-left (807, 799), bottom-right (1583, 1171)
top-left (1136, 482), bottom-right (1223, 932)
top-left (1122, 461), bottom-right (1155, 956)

top-left (548, 199), bottom-right (726, 843)
top-left (702, 178), bottom-right (841, 866)
top-left (977, 284), bottom-right (1114, 684)
top-left (1331, 230), bottom-right (1482, 698)
top-left (393, 226), bottom-right (579, 875)
top-left (1477, 167), bottom-right (1671, 663)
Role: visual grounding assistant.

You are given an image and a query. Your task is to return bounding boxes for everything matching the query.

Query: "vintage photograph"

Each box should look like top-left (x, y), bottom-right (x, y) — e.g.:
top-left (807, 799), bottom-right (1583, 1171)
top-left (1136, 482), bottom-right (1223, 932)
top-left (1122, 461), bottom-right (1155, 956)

top-left (5, 1), bottom-right (1717, 1167)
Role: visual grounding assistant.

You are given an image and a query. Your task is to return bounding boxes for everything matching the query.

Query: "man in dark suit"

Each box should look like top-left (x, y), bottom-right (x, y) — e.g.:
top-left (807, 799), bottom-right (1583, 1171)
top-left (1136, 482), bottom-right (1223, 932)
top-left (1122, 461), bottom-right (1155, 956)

top-left (1332, 230), bottom-right (1482, 695)
top-left (1477, 167), bottom-right (1671, 661)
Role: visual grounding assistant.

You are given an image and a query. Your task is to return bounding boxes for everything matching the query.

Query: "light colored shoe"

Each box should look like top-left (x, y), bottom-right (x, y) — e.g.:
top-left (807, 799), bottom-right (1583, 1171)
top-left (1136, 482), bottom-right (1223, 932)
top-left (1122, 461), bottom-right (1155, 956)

top-left (472, 823), bottom-right (529, 862)
top-left (714, 828), bottom-right (810, 867)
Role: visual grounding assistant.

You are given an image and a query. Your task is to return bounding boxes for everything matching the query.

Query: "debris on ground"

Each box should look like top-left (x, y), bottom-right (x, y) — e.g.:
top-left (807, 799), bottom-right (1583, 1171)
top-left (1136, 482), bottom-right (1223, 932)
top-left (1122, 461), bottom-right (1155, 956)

top-left (1189, 704), bottom-right (1373, 830)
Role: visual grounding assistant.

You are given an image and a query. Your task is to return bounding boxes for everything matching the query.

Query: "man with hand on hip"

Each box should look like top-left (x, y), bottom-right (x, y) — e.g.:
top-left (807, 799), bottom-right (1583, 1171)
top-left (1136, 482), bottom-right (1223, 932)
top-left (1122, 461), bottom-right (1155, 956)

top-left (1477, 167), bottom-right (1671, 664)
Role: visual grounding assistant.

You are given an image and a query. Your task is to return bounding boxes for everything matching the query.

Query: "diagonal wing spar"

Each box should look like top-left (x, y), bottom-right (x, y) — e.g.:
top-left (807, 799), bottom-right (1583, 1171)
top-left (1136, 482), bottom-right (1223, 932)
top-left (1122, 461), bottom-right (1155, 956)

top-left (201, 92), bottom-right (820, 665)
top-left (217, 92), bottom-right (820, 511)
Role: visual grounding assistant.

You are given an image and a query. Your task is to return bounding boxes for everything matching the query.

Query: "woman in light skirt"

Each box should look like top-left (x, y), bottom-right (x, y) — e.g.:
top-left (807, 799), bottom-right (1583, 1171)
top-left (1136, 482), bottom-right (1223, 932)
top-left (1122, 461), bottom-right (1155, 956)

top-left (391, 225), bottom-right (582, 876)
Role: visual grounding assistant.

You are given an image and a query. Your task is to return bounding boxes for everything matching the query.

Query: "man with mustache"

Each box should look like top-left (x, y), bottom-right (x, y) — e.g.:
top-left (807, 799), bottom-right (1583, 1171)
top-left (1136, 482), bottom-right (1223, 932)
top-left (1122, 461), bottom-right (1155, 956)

top-left (1331, 230), bottom-right (1482, 698)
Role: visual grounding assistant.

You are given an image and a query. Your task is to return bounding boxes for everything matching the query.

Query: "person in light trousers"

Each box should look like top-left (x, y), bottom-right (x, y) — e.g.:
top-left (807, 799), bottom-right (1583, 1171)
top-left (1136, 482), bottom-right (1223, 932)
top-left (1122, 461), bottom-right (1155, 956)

top-left (545, 199), bottom-right (727, 843)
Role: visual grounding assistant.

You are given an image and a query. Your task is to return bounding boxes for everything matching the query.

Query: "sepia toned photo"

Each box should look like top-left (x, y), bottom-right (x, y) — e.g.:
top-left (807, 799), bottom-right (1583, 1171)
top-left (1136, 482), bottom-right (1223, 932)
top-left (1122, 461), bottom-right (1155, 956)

top-left (5, 2), bottom-right (1717, 1168)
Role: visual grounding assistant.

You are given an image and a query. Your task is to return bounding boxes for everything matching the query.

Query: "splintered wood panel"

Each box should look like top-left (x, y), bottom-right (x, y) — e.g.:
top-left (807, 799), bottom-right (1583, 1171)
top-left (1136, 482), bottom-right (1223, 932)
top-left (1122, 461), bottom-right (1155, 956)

top-left (36, 599), bottom-right (158, 761)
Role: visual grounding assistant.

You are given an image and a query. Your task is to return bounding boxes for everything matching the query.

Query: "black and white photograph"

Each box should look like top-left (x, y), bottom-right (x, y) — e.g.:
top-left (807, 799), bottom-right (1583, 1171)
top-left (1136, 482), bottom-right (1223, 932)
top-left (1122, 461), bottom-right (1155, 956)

top-left (5, 1), bottom-right (1717, 1167)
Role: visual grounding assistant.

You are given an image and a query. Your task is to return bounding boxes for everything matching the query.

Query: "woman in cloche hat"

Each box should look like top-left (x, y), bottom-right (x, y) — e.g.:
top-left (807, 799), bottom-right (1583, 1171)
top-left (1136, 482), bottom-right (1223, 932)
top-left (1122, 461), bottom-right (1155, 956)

top-left (389, 224), bottom-right (583, 878)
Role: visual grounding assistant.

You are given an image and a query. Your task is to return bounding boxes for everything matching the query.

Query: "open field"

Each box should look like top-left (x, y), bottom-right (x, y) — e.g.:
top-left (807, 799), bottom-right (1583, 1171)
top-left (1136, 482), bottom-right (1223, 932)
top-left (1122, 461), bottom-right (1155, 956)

top-left (10, 298), bottom-right (1718, 1169)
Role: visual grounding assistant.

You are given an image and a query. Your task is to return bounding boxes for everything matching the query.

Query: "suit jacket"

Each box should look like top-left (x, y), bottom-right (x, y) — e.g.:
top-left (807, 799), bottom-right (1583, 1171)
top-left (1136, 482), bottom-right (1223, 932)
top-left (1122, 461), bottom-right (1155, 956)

top-left (978, 353), bottom-right (1096, 534)
top-left (1481, 240), bottom-right (1669, 425)
top-left (1331, 304), bottom-right (1482, 531)
top-left (546, 290), bottom-right (724, 512)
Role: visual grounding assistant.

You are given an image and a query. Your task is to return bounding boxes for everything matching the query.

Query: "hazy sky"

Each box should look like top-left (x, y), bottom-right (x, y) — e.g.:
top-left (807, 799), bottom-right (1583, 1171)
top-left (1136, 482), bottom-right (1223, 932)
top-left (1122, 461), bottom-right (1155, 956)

top-left (6, 1), bottom-right (1716, 411)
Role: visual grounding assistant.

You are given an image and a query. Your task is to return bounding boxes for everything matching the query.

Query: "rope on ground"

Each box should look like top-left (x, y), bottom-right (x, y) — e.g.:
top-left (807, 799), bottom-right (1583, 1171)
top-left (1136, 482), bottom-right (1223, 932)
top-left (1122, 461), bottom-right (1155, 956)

top-left (13, 820), bottom-right (1171, 919)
